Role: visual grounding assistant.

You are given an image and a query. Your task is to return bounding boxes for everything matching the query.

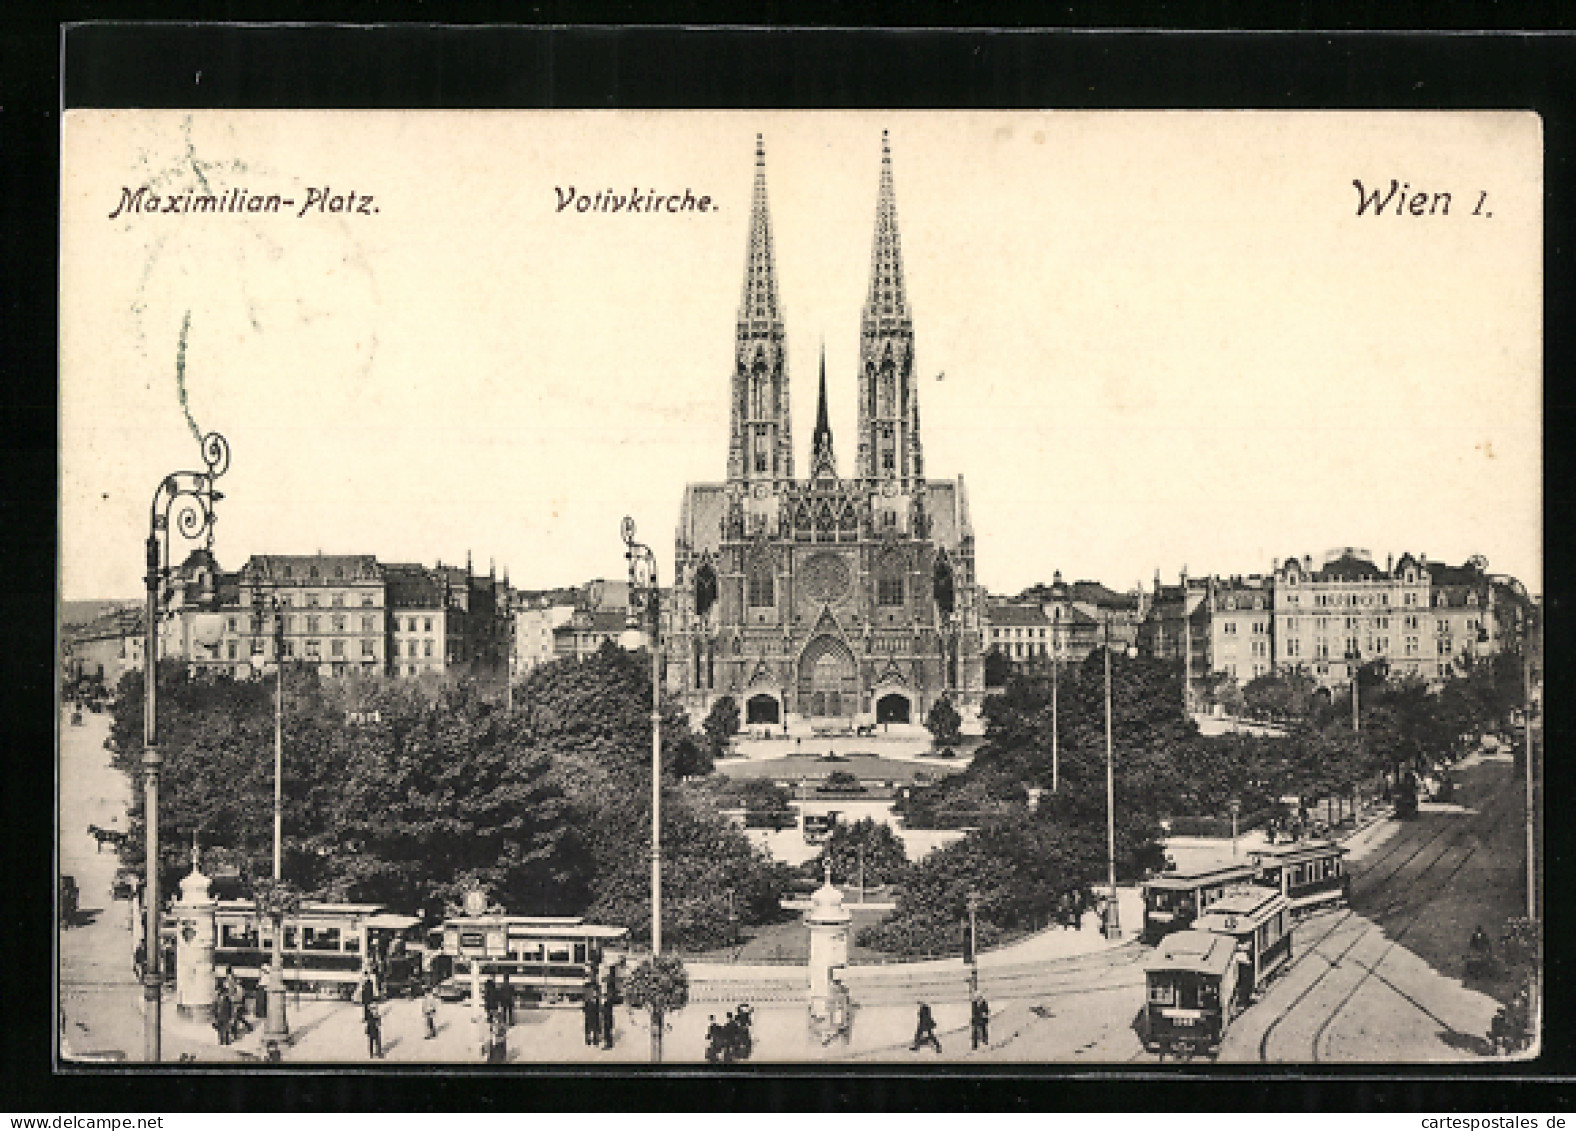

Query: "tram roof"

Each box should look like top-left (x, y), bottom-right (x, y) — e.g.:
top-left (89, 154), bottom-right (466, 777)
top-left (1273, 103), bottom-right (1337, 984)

top-left (1250, 839), bottom-right (1347, 866)
top-left (1194, 885), bottom-right (1288, 927)
top-left (1143, 861), bottom-right (1259, 890)
top-left (1145, 930), bottom-right (1236, 977)
top-left (214, 900), bottom-right (390, 917)
top-left (444, 916), bottom-right (630, 939)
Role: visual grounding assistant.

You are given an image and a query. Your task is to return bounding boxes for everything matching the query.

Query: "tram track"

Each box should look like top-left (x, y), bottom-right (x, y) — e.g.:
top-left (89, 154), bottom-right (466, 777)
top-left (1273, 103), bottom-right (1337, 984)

top-left (1249, 774), bottom-right (1519, 1062)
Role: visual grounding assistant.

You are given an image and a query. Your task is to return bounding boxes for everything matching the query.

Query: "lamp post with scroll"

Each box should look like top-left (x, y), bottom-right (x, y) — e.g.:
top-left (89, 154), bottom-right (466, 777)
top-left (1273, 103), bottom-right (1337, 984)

top-left (248, 578), bottom-right (290, 1045)
top-left (621, 516), bottom-right (663, 959)
top-left (141, 430), bottom-right (231, 1062)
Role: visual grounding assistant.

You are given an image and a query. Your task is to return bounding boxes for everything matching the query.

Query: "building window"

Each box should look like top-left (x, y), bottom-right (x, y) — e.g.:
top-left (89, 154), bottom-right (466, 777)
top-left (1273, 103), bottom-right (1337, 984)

top-left (362, 595), bottom-right (375, 607)
top-left (307, 593), bottom-right (320, 607)
top-left (748, 559), bottom-right (774, 607)
top-left (361, 615), bottom-right (374, 633)
top-left (227, 641), bottom-right (238, 660)
top-left (424, 640), bottom-right (434, 658)
top-left (878, 577), bottom-right (904, 606)
top-left (424, 617), bottom-right (433, 633)
top-left (408, 641), bottom-right (418, 658)
top-left (227, 616), bottom-right (238, 632)
top-left (331, 640), bottom-right (345, 658)
top-left (332, 615), bottom-right (345, 633)
top-left (362, 640), bottom-right (375, 658)
top-left (306, 615), bottom-right (320, 634)
top-left (306, 640), bottom-right (321, 659)
top-left (332, 593), bottom-right (345, 608)
top-left (309, 565), bottom-right (320, 579)
top-left (251, 637), bottom-right (265, 655)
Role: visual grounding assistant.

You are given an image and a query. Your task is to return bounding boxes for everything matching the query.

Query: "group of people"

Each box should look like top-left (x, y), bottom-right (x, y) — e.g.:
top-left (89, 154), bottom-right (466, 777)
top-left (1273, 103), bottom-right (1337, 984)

top-left (909, 995), bottom-right (991, 1054)
top-left (581, 977), bottom-right (618, 1050)
top-left (1056, 889), bottom-right (1088, 931)
top-left (480, 977), bottom-right (515, 1063)
top-left (703, 1004), bottom-right (754, 1062)
top-left (359, 970), bottom-right (385, 1058)
top-left (211, 968), bottom-right (253, 1047)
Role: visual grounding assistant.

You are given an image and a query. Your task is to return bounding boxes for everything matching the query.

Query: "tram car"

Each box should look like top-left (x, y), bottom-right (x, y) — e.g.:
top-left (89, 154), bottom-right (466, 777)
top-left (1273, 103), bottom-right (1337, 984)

top-left (1249, 839), bottom-right (1350, 918)
top-left (1143, 885), bottom-right (1293, 1058)
top-left (437, 915), bottom-right (630, 1006)
top-left (202, 901), bottom-right (425, 997)
top-left (1143, 929), bottom-right (1239, 1057)
top-left (1140, 861), bottom-right (1259, 943)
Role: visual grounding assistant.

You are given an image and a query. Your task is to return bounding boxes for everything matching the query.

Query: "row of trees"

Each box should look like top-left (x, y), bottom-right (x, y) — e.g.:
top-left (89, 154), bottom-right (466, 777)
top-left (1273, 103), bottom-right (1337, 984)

top-left (108, 643), bottom-right (792, 949)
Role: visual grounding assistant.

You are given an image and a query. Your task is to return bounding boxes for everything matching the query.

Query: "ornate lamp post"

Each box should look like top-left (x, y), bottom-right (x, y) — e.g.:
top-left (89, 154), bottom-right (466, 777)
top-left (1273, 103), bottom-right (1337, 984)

top-left (1103, 622), bottom-right (1136, 940)
top-left (1050, 613), bottom-right (1060, 794)
top-left (1228, 799), bottom-right (1242, 858)
top-left (142, 431), bottom-right (230, 1062)
top-left (621, 516), bottom-right (664, 1061)
top-left (965, 890), bottom-right (981, 996)
top-left (248, 580), bottom-right (290, 1045)
top-left (1346, 643), bottom-right (1362, 735)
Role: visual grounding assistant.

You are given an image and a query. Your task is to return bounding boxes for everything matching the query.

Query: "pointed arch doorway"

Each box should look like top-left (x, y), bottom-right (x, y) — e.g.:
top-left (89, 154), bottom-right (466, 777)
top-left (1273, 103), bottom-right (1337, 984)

top-left (798, 635), bottom-right (858, 719)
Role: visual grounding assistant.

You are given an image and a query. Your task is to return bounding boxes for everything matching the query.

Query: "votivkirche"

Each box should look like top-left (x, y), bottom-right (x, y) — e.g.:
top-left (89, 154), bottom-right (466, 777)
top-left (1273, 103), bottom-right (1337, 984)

top-left (666, 133), bottom-right (985, 727)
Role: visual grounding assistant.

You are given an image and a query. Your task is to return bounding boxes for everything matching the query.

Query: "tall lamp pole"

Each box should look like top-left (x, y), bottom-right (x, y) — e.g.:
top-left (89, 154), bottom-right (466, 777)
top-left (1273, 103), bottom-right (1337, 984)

top-left (249, 581), bottom-right (290, 1045)
top-left (622, 516), bottom-right (664, 1062)
top-left (1050, 615), bottom-right (1060, 794)
top-left (1347, 644), bottom-right (1361, 734)
top-left (966, 890), bottom-right (981, 996)
top-left (1103, 623), bottom-right (1132, 939)
top-left (142, 431), bottom-right (230, 1062)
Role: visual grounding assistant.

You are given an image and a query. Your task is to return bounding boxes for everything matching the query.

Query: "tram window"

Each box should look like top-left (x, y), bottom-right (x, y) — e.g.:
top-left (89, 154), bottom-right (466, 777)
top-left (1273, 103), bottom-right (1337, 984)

top-left (548, 945), bottom-right (572, 964)
top-left (303, 927), bottom-right (340, 952)
top-left (515, 943), bottom-right (544, 963)
top-left (1148, 981), bottom-right (1176, 1005)
top-left (574, 943), bottom-right (587, 965)
top-left (220, 922), bottom-right (258, 948)
top-left (345, 934), bottom-right (360, 953)
top-left (283, 927), bottom-right (299, 949)
top-left (1200, 981), bottom-right (1220, 1008)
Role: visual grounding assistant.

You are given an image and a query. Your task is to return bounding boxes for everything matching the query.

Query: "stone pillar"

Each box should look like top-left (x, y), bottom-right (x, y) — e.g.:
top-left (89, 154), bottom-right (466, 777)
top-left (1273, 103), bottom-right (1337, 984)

top-left (805, 864), bottom-right (851, 1041)
top-left (173, 854), bottom-right (216, 1021)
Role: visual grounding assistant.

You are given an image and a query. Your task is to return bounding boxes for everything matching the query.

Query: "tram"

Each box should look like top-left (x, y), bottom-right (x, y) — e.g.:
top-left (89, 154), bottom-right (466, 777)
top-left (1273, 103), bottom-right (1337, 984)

top-left (1143, 885), bottom-right (1292, 1058)
top-left (204, 901), bottom-right (424, 997)
top-left (1249, 838), bottom-right (1350, 917)
top-left (1192, 885), bottom-right (1293, 1003)
top-left (1143, 929), bottom-right (1239, 1057)
top-left (1140, 861), bottom-right (1259, 943)
top-left (435, 915), bottom-right (630, 1006)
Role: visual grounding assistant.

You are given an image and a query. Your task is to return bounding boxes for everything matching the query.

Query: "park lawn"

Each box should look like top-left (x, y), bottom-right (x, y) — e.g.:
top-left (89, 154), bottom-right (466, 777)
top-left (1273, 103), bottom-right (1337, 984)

top-left (713, 754), bottom-right (966, 785)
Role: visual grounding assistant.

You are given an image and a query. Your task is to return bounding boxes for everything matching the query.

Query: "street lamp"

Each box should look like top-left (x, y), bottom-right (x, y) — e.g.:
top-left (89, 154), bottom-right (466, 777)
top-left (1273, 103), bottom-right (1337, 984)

top-left (1050, 613), bottom-right (1060, 794)
top-left (248, 580), bottom-right (290, 1045)
top-left (1228, 799), bottom-right (1242, 858)
top-left (1346, 643), bottom-right (1361, 734)
top-left (1103, 623), bottom-right (1137, 940)
top-left (965, 890), bottom-right (981, 996)
top-left (621, 516), bottom-right (664, 1062)
top-left (141, 430), bottom-right (230, 1062)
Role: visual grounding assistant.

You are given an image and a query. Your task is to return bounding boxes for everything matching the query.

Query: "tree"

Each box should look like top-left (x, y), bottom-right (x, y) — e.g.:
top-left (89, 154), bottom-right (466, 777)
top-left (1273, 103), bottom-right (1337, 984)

top-left (983, 647), bottom-right (1013, 688)
top-left (1242, 666), bottom-right (1319, 723)
top-left (701, 695), bottom-right (741, 755)
top-left (736, 779), bottom-right (795, 829)
top-left (625, 953), bottom-right (690, 1063)
top-left (813, 817), bottom-right (909, 888)
top-left (925, 695), bottom-right (963, 747)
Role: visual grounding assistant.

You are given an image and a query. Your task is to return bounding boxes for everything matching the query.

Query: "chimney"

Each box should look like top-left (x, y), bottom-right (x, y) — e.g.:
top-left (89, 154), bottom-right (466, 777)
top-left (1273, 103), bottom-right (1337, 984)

top-left (1303, 555), bottom-right (1312, 571)
top-left (1386, 552), bottom-right (1393, 573)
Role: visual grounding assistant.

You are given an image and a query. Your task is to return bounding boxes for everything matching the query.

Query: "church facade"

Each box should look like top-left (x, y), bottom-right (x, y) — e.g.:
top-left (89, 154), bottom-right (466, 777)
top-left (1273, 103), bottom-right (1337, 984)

top-left (666, 133), bottom-right (985, 727)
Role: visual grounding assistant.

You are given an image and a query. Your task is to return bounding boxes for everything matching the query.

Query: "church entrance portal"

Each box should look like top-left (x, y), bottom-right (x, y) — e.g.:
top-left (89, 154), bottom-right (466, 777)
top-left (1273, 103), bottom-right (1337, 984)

top-left (746, 693), bottom-right (780, 725)
top-left (876, 693), bottom-right (911, 725)
top-left (798, 635), bottom-right (858, 719)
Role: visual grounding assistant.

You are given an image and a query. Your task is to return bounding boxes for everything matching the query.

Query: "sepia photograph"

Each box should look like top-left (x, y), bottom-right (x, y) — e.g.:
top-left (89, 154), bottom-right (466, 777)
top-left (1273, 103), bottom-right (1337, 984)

top-left (57, 108), bottom-right (1542, 1068)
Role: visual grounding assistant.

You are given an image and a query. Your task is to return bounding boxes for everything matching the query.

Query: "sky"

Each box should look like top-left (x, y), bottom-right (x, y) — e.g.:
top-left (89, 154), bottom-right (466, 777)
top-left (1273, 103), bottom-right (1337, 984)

top-left (60, 111), bottom-right (1542, 602)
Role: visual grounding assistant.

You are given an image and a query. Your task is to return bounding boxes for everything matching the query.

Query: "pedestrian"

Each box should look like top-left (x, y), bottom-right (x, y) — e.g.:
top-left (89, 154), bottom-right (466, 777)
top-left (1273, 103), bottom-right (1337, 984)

top-left (213, 989), bottom-right (233, 1047)
top-left (133, 940), bottom-right (146, 982)
top-left (970, 995), bottom-right (990, 1050)
top-left (364, 999), bottom-right (383, 1059)
top-left (254, 968), bottom-right (269, 1021)
top-left (583, 981), bottom-right (602, 1046)
top-left (484, 977), bottom-right (499, 1022)
top-left (502, 973), bottom-right (514, 1025)
top-left (359, 969), bottom-right (376, 1009)
top-left (720, 1011), bottom-right (739, 1062)
top-left (422, 983), bottom-right (439, 1040)
top-left (911, 1003), bottom-right (942, 1053)
top-left (734, 1003), bottom-right (754, 1060)
top-left (488, 1009), bottom-right (508, 1063)
top-left (601, 988), bottom-right (616, 1050)
top-left (705, 1014), bottom-right (722, 1062)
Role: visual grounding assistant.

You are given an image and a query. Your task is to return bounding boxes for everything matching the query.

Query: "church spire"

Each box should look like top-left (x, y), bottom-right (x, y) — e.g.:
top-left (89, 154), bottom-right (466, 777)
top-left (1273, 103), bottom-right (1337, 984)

top-left (810, 341), bottom-right (838, 480)
top-left (856, 130), bottom-right (920, 483)
top-left (728, 134), bottom-right (793, 483)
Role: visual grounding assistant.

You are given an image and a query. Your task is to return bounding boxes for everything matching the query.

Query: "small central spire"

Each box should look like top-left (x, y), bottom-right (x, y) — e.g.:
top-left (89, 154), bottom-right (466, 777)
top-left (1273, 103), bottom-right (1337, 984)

top-left (810, 341), bottom-right (838, 480)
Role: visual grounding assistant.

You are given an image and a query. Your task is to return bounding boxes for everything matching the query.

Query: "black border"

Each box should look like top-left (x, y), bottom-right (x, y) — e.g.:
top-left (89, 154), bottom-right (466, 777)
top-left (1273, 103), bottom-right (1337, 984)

top-left (7, 17), bottom-right (1573, 1113)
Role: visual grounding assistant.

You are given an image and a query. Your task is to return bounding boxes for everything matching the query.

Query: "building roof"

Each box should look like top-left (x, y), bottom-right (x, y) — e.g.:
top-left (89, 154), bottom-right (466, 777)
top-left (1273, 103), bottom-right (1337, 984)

top-left (383, 563), bottom-right (443, 609)
top-left (556, 609), bottom-right (629, 636)
top-left (1426, 561), bottom-right (1486, 589)
top-left (986, 603), bottom-right (1049, 628)
top-left (65, 606), bottom-right (145, 643)
top-left (242, 554), bottom-right (382, 585)
top-left (1315, 553), bottom-right (1385, 582)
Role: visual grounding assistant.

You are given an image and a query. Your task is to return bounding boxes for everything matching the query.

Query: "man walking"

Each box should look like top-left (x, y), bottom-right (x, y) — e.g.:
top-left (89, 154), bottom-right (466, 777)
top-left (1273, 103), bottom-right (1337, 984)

top-left (911, 1003), bottom-right (942, 1054)
top-left (364, 999), bottom-right (383, 1059)
top-left (601, 987), bottom-right (616, 1050)
top-left (214, 989), bottom-right (233, 1047)
top-left (970, 995), bottom-right (990, 1050)
top-left (423, 983), bottom-right (439, 1040)
top-left (583, 981), bottom-right (602, 1047)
